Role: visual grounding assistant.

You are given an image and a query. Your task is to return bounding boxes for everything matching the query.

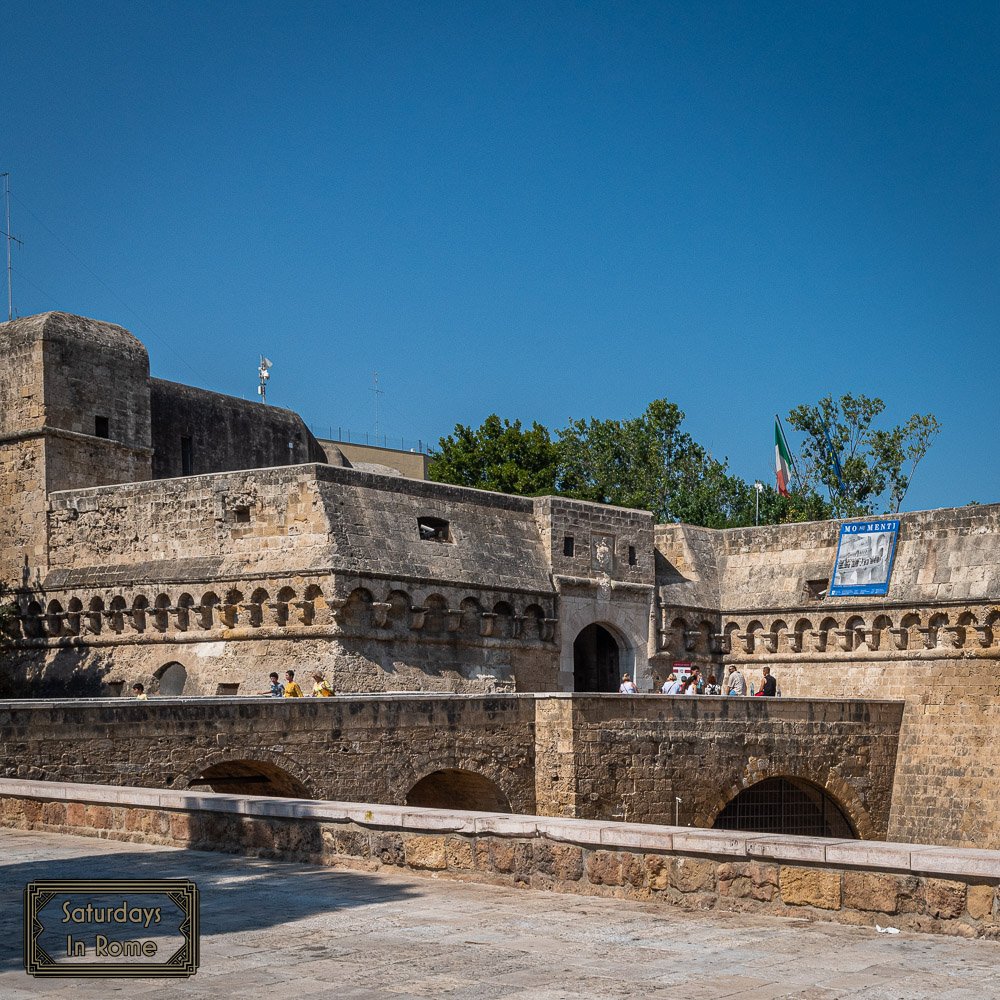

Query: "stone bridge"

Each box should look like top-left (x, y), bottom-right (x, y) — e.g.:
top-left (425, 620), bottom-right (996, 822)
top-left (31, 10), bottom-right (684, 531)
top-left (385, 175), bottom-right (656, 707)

top-left (0, 694), bottom-right (904, 839)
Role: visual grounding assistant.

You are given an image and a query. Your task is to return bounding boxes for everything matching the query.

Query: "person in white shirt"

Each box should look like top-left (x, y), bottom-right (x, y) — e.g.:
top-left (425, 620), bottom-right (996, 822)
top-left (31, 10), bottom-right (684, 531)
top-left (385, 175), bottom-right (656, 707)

top-left (618, 673), bottom-right (638, 694)
top-left (661, 673), bottom-right (682, 694)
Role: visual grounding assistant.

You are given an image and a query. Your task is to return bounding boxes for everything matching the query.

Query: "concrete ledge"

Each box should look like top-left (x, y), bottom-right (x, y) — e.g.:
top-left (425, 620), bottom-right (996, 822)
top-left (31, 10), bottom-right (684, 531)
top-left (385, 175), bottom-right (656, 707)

top-left (0, 777), bottom-right (990, 882)
top-left (4, 778), bottom-right (1000, 937)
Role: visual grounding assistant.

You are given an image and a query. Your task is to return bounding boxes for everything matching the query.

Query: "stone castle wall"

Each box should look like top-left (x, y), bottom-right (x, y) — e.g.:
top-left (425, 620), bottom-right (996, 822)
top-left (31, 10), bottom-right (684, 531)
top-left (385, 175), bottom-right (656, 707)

top-left (150, 378), bottom-right (328, 479)
top-left (0, 694), bottom-right (902, 839)
top-left (4, 309), bottom-right (1000, 852)
top-left (654, 507), bottom-right (1000, 849)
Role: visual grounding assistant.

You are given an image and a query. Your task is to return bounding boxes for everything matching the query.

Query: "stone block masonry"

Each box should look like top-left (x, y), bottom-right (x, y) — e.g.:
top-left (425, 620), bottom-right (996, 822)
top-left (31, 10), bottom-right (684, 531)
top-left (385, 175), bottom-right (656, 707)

top-left (0, 694), bottom-right (903, 839)
top-left (6, 309), bottom-right (1000, 855)
top-left (2, 778), bottom-right (998, 940)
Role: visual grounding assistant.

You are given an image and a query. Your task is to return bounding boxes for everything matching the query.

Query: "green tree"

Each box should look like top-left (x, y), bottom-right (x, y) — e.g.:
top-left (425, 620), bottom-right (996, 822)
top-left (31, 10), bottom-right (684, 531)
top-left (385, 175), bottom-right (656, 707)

top-left (786, 394), bottom-right (940, 517)
top-left (555, 399), bottom-right (751, 526)
top-left (428, 415), bottom-right (559, 495)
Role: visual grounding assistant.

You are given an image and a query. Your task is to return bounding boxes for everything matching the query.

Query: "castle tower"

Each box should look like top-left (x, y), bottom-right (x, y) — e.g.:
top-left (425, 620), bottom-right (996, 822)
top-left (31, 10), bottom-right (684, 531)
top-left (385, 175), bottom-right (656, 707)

top-left (0, 312), bottom-right (152, 586)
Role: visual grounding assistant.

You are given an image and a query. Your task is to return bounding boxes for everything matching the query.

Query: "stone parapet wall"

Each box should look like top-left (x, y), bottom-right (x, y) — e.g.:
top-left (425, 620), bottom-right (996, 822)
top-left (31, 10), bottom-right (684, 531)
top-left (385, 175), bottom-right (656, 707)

top-left (0, 694), bottom-right (539, 812)
top-left (1, 778), bottom-right (997, 939)
top-left (560, 695), bottom-right (903, 838)
top-left (150, 378), bottom-right (327, 479)
top-left (0, 694), bottom-right (902, 839)
top-left (657, 504), bottom-right (1000, 615)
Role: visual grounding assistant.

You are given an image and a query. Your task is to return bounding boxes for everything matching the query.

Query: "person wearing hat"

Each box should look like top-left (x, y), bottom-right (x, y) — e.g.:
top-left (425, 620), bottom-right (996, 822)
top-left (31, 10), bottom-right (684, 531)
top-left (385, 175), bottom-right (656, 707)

top-left (618, 673), bottom-right (638, 694)
top-left (311, 671), bottom-right (334, 697)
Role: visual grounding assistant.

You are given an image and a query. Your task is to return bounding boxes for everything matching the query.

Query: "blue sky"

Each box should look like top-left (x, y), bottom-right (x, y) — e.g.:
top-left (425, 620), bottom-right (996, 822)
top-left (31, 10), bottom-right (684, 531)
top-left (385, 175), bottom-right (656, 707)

top-left (5, 2), bottom-right (998, 510)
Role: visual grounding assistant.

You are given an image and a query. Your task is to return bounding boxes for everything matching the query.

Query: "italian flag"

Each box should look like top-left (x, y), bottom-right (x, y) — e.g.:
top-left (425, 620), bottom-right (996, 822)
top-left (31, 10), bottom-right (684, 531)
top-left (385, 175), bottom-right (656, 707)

top-left (774, 418), bottom-right (791, 496)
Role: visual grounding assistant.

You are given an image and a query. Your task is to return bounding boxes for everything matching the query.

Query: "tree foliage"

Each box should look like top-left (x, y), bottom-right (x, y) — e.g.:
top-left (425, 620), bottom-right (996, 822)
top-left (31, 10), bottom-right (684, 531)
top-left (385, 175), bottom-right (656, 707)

top-left (786, 394), bottom-right (940, 517)
top-left (428, 393), bottom-right (939, 528)
top-left (556, 400), bottom-right (734, 524)
top-left (427, 415), bottom-right (558, 496)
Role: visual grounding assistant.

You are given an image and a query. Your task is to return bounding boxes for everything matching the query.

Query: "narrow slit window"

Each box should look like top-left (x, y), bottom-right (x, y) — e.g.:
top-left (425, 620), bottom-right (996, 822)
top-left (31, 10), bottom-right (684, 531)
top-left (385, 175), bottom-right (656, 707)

top-left (628, 545), bottom-right (637, 566)
top-left (563, 536), bottom-right (575, 557)
top-left (94, 416), bottom-right (110, 438)
top-left (418, 516), bottom-right (451, 542)
top-left (181, 436), bottom-right (194, 475)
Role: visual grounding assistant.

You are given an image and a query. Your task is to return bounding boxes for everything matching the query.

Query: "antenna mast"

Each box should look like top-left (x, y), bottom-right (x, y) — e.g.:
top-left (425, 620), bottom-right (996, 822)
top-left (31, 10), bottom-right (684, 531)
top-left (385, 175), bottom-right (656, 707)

top-left (371, 370), bottom-right (384, 441)
top-left (258, 355), bottom-right (272, 403)
top-left (2, 173), bottom-right (22, 322)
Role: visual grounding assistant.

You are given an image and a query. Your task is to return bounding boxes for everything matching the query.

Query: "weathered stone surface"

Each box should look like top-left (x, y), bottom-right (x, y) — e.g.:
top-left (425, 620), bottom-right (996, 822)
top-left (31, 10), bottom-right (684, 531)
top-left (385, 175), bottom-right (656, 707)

top-left (924, 878), bottom-right (966, 919)
top-left (717, 861), bottom-right (778, 902)
top-left (586, 850), bottom-right (624, 886)
top-left (670, 858), bottom-right (716, 893)
top-left (4, 781), bottom-right (1000, 939)
top-left (966, 884), bottom-right (995, 921)
top-left (843, 871), bottom-right (902, 913)
top-left (445, 836), bottom-right (474, 870)
top-left (403, 834), bottom-right (447, 870)
top-left (534, 842), bottom-right (584, 882)
top-left (779, 866), bottom-right (842, 910)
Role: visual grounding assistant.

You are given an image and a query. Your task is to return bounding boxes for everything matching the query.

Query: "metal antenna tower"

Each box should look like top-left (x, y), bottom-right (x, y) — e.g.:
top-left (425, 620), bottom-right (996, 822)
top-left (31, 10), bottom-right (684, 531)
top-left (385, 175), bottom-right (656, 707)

top-left (258, 355), bottom-right (272, 403)
top-left (2, 173), bottom-right (23, 322)
top-left (371, 370), bottom-right (384, 441)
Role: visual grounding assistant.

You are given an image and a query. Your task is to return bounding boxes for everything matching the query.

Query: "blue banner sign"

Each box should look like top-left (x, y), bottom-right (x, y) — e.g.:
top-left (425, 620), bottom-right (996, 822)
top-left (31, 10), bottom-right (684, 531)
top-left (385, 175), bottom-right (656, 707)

top-left (828, 519), bottom-right (900, 597)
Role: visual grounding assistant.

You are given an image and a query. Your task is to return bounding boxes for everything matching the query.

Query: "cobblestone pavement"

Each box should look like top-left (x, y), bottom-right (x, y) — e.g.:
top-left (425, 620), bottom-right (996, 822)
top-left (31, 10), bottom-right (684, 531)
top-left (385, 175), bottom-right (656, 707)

top-left (0, 828), bottom-right (997, 999)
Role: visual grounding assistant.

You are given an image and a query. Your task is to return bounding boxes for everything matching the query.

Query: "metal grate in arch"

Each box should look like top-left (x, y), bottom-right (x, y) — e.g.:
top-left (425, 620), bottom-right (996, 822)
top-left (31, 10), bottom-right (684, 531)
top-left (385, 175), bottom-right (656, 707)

top-left (713, 777), bottom-right (856, 838)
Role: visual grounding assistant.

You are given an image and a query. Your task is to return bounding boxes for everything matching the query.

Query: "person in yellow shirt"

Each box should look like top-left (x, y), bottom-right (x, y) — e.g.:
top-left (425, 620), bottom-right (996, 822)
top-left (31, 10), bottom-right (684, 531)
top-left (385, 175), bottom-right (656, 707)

top-left (311, 672), bottom-right (334, 697)
top-left (132, 683), bottom-right (148, 700)
top-left (282, 670), bottom-right (303, 698)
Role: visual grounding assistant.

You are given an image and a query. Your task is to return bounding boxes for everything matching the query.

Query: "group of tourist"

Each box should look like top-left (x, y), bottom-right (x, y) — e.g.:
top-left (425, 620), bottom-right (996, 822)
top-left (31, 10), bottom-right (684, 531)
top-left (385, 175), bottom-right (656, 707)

top-left (618, 664), bottom-right (779, 697)
top-left (261, 669), bottom-right (334, 698)
top-left (130, 669), bottom-right (335, 699)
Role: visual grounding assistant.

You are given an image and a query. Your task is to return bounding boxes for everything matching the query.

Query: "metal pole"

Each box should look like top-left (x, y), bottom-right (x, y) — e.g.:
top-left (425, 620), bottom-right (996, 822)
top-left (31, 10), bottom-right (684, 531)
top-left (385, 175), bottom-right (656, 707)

top-left (3, 173), bottom-right (12, 322)
top-left (674, 796), bottom-right (681, 826)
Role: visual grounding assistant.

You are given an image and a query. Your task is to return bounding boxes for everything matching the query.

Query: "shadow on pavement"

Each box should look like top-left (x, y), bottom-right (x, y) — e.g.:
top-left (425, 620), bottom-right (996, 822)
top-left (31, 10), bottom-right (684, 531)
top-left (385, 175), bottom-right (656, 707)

top-left (0, 831), bottom-right (422, 972)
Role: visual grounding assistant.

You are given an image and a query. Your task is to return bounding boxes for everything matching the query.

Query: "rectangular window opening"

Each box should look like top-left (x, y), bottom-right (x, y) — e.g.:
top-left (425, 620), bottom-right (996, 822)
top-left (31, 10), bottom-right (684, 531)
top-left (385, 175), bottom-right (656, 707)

top-left (105, 681), bottom-right (124, 697)
top-left (181, 436), bottom-right (194, 475)
top-left (628, 545), bottom-right (637, 566)
top-left (216, 683), bottom-right (241, 696)
top-left (563, 536), bottom-right (575, 557)
top-left (94, 416), bottom-right (110, 439)
top-left (805, 579), bottom-right (828, 601)
top-left (418, 516), bottom-right (451, 542)
top-left (234, 506), bottom-right (252, 524)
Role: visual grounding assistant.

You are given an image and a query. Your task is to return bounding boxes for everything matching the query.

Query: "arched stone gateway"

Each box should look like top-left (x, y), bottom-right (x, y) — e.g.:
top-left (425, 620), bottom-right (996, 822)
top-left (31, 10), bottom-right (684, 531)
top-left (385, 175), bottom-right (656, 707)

top-left (573, 623), bottom-right (622, 692)
top-left (712, 777), bottom-right (857, 839)
top-left (406, 769), bottom-right (512, 812)
top-left (189, 759), bottom-right (312, 798)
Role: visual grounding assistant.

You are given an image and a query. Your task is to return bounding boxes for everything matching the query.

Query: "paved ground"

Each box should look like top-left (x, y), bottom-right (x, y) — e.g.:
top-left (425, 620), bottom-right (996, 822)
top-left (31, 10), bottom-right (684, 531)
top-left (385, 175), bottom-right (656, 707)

top-left (1, 828), bottom-right (997, 999)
